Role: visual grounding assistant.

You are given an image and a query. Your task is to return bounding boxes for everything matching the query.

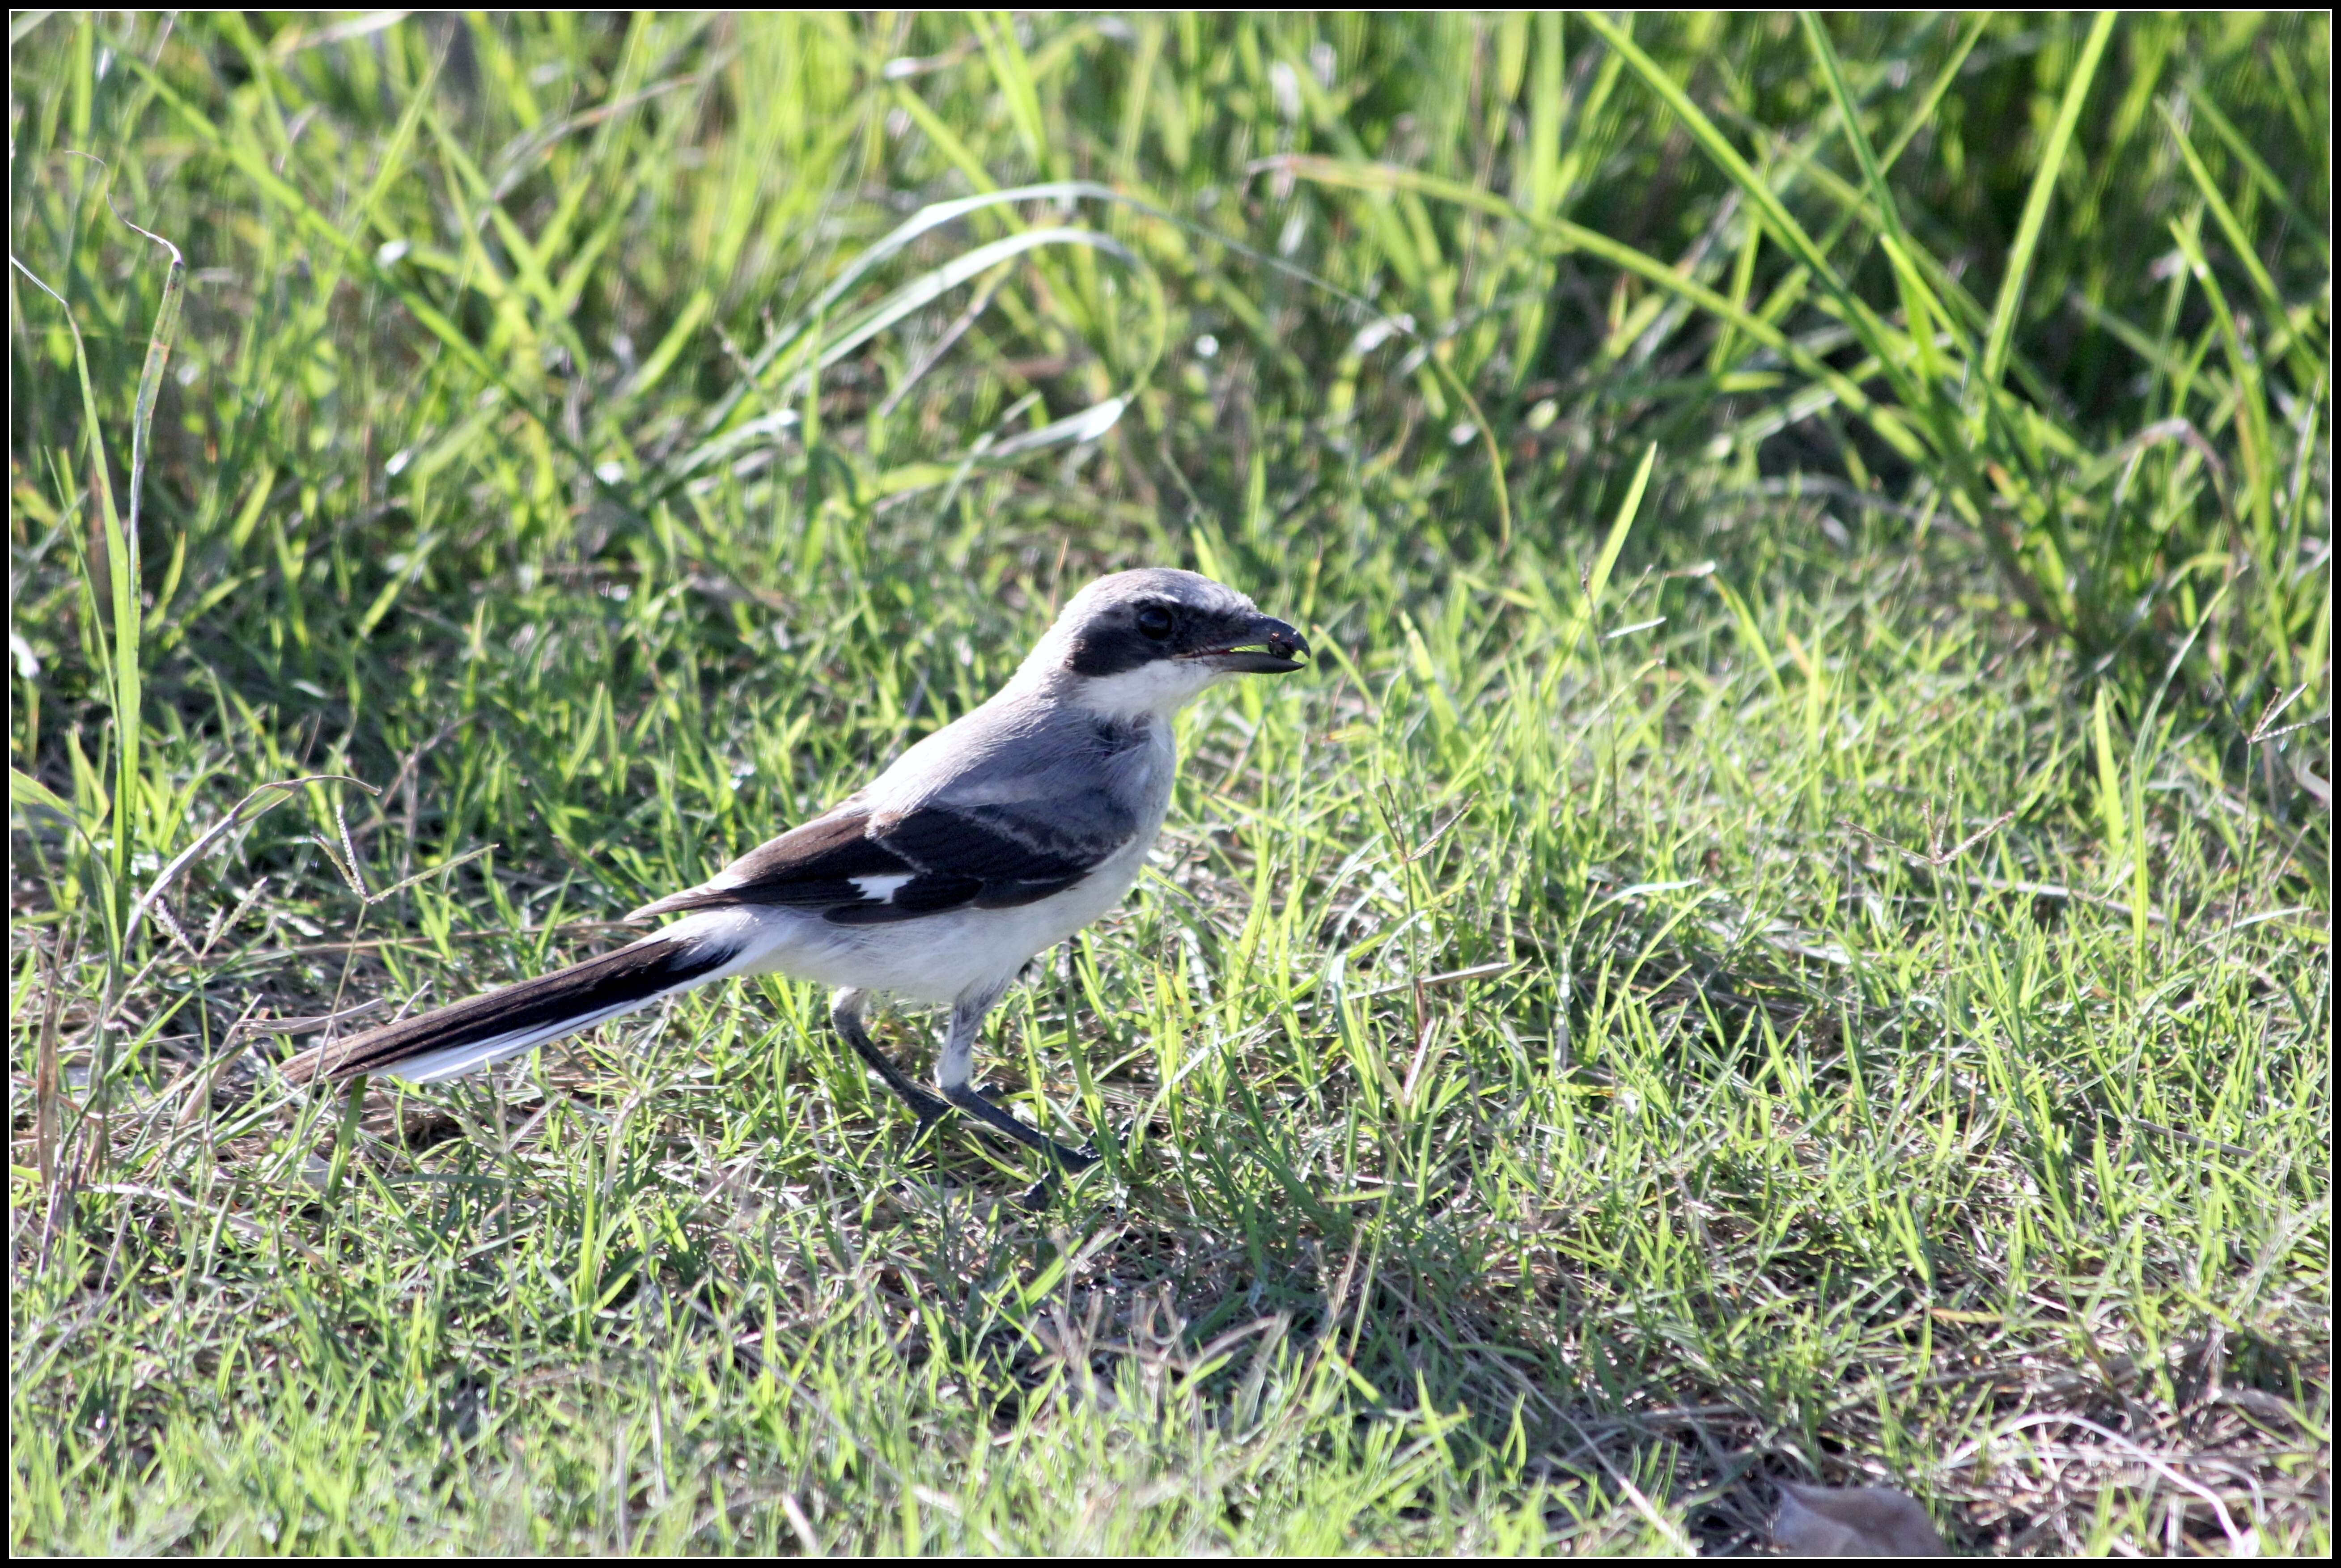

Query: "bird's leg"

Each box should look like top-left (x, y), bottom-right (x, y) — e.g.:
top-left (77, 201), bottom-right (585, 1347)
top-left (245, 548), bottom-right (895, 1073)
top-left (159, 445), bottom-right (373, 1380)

top-left (830, 988), bottom-right (950, 1129)
top-left (936, 986), bottom-right (1098, 1175)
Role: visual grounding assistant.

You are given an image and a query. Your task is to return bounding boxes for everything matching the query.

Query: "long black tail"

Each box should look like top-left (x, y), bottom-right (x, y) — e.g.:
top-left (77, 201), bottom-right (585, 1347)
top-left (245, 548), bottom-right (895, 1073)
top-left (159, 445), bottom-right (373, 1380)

top-left (280, 932), bottom-right (739, 1086)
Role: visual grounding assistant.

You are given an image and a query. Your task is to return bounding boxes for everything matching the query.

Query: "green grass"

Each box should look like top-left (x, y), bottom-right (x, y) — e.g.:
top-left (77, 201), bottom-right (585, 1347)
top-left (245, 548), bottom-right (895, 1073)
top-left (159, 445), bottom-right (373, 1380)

top-left (10, 11), bottom-right (2328, 1555)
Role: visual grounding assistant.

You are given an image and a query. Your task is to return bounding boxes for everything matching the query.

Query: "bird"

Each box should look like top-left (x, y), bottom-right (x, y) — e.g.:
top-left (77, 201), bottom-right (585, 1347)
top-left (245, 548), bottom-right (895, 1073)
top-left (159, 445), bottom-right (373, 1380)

top-left (280, 568), bottom-right (1310, 1181)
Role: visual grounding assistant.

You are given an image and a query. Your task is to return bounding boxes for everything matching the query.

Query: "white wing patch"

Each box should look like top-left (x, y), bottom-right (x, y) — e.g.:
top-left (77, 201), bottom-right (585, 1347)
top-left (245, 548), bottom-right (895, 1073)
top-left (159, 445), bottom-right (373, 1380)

top-left (852, 873), bottom-right (914, 903)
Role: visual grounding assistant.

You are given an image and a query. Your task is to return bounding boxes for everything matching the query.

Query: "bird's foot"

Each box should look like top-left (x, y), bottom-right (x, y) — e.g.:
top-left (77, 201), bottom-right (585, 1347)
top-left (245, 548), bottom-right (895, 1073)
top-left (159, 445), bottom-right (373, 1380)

top-left (942, 1082), bottom-right (1099, 1175)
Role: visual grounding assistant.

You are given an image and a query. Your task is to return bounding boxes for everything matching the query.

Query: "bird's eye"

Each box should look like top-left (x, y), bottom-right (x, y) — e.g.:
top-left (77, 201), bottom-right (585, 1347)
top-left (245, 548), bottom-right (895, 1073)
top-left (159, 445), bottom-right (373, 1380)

top-left (1135, 604), bottom-right (1175, 640)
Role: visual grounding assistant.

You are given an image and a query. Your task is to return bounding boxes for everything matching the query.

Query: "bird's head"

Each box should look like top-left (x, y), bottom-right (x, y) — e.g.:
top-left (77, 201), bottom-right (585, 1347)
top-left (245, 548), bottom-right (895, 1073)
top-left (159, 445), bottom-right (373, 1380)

top-left (1022, 568), bottom-right (1311, 718)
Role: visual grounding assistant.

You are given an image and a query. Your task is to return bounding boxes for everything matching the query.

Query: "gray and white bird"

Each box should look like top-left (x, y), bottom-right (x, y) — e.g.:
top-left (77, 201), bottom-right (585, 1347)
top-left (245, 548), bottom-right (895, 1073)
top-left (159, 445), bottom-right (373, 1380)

top-left (283, 568), bottom-right (1310, 1175)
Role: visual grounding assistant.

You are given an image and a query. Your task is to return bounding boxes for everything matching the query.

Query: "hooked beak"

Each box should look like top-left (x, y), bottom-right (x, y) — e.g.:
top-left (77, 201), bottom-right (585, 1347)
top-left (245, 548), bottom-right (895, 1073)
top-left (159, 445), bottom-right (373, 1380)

top-left (1184, 614), bottom-right (1311, 674)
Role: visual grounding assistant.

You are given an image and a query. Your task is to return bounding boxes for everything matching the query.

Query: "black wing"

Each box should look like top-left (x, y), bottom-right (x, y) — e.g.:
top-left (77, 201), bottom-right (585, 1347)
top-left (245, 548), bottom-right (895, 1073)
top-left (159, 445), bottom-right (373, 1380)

top-left (629, 801), bottom-right (1126, 925)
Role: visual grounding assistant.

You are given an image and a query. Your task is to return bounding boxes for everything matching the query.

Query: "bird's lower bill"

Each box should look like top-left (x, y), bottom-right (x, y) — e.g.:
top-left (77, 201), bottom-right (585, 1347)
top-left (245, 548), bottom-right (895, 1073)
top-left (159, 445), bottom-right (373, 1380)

top-left (1193, 648), bottom-right (1308, 673)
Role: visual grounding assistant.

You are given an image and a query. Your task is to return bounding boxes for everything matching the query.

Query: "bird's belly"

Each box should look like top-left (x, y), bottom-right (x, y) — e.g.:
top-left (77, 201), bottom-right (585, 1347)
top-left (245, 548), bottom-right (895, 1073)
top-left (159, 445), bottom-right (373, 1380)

top-left (738, 836), bottom-right (1154, 1004)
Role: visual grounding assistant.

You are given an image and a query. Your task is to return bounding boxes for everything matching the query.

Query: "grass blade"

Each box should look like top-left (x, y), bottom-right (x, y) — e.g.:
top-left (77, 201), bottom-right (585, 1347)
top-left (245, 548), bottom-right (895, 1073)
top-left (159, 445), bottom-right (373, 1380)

top-left (1980, 12), bottom-right (2118, 388)
top-left (1799, 16), bottom-right (1959, 412)
top-left (10, 254), bottom-right (130, 932)
top-left (1566, 441), bottom-right (1654, 659)
top-left (2158, 97), bottom-right (2322, 387)
top-left (2180, 85), bottom-right (2329, 266)
top-left (1579, 13), bottom-right (1847, 305)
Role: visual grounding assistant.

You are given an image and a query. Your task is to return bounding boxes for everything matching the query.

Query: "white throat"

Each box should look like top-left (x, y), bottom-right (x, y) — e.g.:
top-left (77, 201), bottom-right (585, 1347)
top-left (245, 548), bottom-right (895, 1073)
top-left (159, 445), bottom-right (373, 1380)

top-left (1055, 658), bottom-right (1222, 721)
